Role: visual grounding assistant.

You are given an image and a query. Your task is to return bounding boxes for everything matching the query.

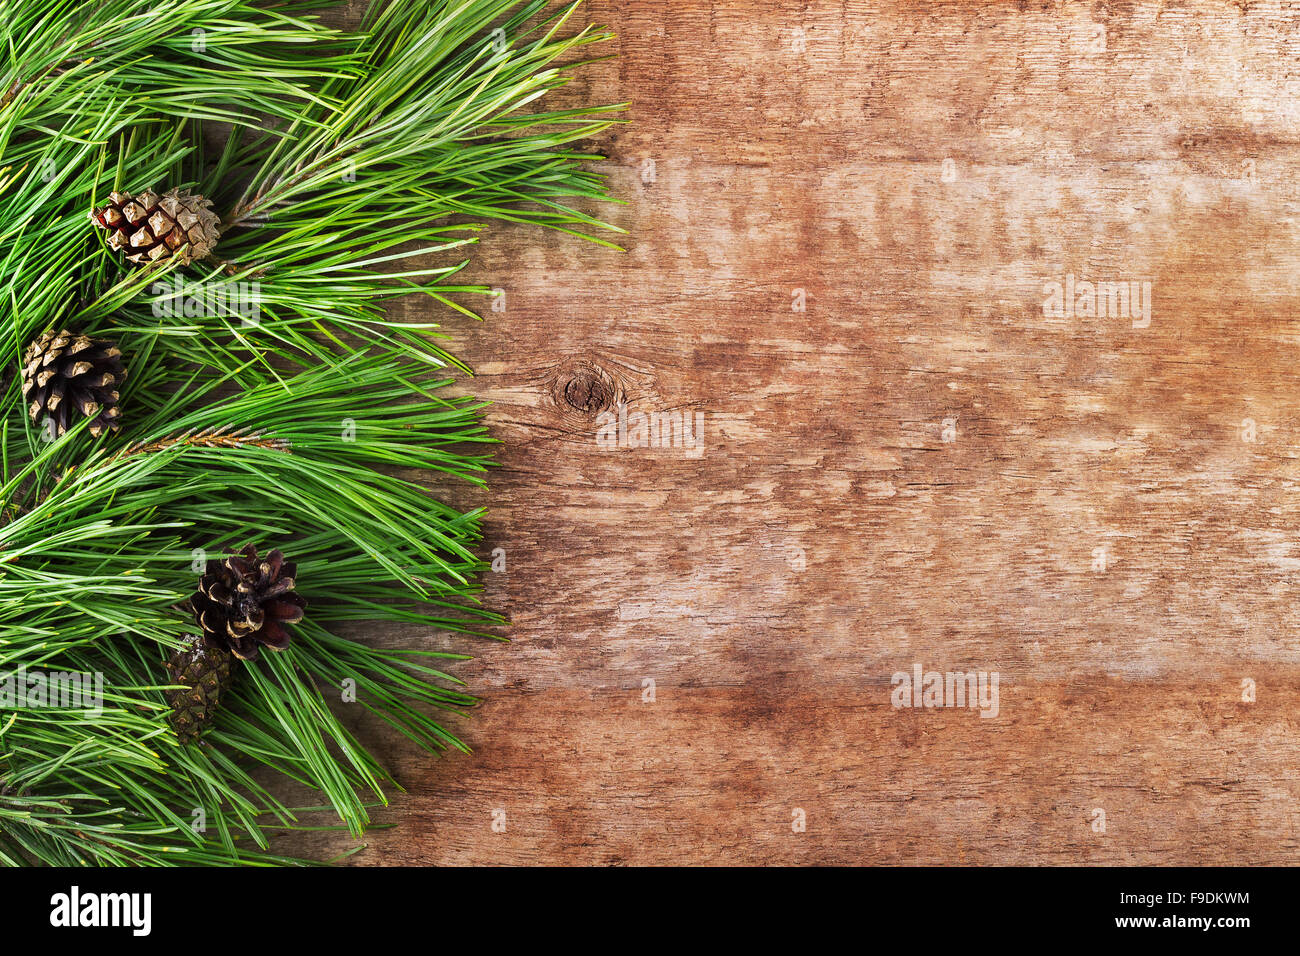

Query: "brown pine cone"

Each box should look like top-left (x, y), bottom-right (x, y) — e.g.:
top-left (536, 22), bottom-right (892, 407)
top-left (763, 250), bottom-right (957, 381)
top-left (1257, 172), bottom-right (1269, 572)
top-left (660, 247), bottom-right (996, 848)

top-left (190, 545), bottom-right (307, 661)
top-left (20, 328), bottom-right (126, 437)
top-left (91, 187), bottom-right (221, 266)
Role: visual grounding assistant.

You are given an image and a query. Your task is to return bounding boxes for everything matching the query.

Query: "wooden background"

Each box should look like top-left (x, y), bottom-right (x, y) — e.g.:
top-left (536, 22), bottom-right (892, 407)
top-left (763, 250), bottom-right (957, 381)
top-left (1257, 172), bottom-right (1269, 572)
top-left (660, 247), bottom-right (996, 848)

top-left (291, 0), bottom-right (1300, 864)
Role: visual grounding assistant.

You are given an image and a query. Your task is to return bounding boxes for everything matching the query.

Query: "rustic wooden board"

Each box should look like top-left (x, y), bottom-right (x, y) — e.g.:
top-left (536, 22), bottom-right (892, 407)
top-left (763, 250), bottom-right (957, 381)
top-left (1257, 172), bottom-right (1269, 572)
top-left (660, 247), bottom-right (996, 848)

top-left (287, 0), bottom-right (1300, 864)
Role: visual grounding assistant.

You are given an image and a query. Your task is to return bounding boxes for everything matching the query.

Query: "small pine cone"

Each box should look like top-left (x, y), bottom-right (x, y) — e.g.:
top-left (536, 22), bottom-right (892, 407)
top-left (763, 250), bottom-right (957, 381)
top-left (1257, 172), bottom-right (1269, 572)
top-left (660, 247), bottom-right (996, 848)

top-left (191, 545), bottom-right (307, 661)
top-left (165, 635), bottom-right (235, 745)
top-left (20, 329), bottom-right (126, 438)
top-left (90, 187), bottom-right (221, 266)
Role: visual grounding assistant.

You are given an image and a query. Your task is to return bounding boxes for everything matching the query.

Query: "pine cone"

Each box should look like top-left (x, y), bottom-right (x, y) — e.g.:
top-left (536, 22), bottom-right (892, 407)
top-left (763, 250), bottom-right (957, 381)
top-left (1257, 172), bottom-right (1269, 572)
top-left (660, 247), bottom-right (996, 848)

top-left (90, 188), bottom-right (221, 266)
top-left (20, 329), bottom-right (126, 438)
top-left (165, 634), bottom-right (235, 745)
top-left (191, 545), bottom-right (307, 661)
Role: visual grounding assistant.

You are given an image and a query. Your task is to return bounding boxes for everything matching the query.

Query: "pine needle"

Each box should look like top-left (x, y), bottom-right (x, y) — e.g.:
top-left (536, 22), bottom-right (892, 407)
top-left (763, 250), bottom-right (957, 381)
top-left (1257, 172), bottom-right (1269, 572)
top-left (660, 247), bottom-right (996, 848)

top-left (0, 0), bottom-right (617, 865)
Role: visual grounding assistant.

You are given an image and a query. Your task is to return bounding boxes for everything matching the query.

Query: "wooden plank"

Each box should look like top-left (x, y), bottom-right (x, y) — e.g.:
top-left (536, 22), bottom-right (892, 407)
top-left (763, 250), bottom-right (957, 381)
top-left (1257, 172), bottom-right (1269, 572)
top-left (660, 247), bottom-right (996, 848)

top-left (286, 0), bottom-right (1300, 864)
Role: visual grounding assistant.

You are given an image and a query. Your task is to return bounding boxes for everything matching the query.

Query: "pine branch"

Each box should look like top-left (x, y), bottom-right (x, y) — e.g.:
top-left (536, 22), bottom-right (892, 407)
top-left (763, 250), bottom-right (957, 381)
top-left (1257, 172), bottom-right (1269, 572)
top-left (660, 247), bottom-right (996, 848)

top-left (115, 426), bottom-right (293, 458)
top-left (0, 0), bottom-right (617, 865)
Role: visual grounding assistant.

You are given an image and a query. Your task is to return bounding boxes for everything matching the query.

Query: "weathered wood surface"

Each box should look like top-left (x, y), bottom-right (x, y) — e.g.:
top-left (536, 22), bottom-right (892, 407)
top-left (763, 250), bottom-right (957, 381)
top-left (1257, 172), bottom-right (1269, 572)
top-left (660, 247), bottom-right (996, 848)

top-left (290, 0), bottom-right (1300, 864)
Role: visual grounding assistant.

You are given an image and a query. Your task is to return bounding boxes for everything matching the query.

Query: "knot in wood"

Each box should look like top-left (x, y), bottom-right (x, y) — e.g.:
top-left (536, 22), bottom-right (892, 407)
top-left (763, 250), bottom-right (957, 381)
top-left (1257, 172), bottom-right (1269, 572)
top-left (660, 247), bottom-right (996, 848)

top-left (556, 362), bottom-right (616, 414)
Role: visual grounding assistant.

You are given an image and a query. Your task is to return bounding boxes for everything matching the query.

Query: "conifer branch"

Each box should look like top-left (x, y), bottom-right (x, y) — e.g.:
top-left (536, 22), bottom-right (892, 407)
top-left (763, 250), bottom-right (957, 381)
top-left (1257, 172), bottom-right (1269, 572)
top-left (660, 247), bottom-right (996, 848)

top-left (0, 0), bottom-right (617, 865)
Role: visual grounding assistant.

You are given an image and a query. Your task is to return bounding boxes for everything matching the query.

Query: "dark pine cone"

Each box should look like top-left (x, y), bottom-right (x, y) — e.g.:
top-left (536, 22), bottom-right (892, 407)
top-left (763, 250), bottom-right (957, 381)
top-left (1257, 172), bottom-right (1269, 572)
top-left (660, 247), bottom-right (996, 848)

top-left (165, 634), bottom-right (235, 745)
top-left (21, 328), bottom-right (126, 437)
top-left (191, 545), bottom-right (307, 661)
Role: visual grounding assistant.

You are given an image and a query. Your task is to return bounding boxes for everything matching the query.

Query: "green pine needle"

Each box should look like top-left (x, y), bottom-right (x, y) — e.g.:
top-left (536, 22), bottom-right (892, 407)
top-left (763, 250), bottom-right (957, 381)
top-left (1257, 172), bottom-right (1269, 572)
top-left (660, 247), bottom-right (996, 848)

top-left (0, 0), bottom-right (618, 865)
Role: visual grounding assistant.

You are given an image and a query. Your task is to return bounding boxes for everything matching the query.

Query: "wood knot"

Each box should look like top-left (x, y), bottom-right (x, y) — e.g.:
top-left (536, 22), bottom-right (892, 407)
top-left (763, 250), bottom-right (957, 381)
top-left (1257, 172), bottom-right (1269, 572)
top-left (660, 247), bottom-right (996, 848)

top-left (555, 362), bottom-right (617, 414)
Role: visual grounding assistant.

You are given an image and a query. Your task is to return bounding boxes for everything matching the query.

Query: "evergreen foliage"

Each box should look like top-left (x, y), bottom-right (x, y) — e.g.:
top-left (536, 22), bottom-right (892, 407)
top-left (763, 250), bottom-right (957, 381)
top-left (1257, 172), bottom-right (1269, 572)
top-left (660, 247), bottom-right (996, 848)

top-left (0, 0), bottom-right (620, 864)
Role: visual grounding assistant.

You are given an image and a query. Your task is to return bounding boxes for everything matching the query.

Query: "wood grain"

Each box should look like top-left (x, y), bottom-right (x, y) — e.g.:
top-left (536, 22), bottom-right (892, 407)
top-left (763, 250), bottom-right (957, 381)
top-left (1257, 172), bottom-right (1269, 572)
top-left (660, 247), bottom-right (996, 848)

top-left (287, 0), bottom-right (1300, 864)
